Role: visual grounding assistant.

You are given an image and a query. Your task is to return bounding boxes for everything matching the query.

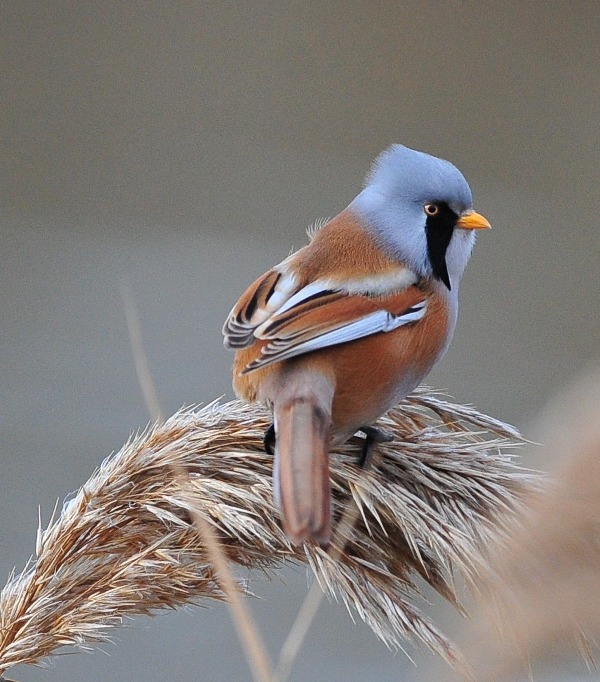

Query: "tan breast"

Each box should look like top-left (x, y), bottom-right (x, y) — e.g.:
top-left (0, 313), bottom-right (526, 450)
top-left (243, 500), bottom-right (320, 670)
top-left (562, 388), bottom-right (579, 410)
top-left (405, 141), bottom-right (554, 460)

top-left (313, 284), bottom-right (450, 434)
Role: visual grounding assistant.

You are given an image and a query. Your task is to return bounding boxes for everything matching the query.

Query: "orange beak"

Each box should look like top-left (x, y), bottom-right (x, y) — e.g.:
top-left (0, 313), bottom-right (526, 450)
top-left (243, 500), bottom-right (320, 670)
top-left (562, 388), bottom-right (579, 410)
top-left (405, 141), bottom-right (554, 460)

top-left (456, 210), bottom-right (491, 230)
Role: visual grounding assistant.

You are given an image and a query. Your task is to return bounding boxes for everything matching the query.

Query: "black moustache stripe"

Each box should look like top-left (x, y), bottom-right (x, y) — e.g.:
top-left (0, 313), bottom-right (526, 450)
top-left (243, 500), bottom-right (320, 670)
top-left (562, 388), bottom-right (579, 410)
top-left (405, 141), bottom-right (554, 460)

top-left (425, 203), bottom-right (458, 291)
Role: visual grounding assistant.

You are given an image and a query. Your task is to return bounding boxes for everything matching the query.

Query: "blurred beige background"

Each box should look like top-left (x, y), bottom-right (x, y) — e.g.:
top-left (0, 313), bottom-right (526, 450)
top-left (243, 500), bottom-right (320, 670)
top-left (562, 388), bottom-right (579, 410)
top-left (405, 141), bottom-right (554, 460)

top-left (2, 2), bottom-right (599, 680)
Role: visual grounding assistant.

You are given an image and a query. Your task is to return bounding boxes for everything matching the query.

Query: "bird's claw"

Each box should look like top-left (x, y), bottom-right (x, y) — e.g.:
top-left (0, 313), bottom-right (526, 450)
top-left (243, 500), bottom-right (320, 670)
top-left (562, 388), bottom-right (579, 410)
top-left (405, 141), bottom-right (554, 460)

top-left (263, 423), bottom-right (276, 456)
top-left (357, 426), bottom-right (394, 469)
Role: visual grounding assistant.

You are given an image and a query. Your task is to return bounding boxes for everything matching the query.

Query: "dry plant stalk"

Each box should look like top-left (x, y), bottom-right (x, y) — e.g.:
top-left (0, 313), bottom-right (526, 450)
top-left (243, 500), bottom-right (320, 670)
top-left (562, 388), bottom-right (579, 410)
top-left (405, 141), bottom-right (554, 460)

top-left (0, 388), bottom-right (529, 677)
top-left (456, 367), bottom-right (600, 682)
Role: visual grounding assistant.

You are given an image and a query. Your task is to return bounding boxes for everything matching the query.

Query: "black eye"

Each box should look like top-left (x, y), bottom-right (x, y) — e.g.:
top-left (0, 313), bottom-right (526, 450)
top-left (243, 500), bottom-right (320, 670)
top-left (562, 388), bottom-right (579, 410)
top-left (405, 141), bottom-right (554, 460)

top-left (424, 203), bottom-right (439, 216)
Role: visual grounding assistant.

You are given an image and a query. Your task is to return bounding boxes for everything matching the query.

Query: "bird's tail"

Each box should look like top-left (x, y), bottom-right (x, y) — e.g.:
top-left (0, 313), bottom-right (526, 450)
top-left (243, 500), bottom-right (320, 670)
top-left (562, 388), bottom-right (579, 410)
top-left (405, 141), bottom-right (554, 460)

top-left (273, 371), bottom-right (333, 546)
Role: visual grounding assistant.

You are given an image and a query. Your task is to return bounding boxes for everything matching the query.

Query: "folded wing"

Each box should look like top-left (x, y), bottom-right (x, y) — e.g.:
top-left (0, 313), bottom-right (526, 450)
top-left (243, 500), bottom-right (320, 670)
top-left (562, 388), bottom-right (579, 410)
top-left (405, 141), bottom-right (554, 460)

top-left (223, 266), bottom-right (427, 373)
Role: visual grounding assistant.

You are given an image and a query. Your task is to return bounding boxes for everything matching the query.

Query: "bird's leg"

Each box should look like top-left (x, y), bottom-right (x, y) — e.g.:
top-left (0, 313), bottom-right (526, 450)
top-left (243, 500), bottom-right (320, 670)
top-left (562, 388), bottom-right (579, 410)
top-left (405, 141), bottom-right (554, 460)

top-left (263, 422), bottom-right (276, 456)
top-left (358, 425), bottom-right (394, 469)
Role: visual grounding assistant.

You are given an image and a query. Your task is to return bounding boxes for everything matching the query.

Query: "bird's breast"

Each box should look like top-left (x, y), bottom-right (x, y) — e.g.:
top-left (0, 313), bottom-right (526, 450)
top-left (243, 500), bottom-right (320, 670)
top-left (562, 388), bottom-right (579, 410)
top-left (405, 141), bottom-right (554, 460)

top-left (325, 288), bottom-right (452, 435)
top-left (233, 286), bottom-right (452, 436)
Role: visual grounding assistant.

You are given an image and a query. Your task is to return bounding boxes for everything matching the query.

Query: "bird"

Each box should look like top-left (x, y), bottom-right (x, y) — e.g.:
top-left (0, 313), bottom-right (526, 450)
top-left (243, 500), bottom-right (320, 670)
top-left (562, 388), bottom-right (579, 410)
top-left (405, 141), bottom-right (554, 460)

top-left (222, 144), bottom-right (490, 546)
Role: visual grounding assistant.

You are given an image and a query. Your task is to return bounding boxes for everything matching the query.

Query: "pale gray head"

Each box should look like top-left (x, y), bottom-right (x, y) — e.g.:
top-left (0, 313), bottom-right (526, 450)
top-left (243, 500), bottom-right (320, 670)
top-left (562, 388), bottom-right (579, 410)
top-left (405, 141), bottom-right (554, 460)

top-left (350, 144), bottom-right (490, 291)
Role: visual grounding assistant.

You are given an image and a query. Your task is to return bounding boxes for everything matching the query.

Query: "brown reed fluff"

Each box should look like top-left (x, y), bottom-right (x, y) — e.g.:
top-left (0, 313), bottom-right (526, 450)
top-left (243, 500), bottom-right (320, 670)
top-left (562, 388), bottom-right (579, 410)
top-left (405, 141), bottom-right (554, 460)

top-left (453, 367), bottom-right (600, 682)
top-left (0, 388), bottom-right (530, 677)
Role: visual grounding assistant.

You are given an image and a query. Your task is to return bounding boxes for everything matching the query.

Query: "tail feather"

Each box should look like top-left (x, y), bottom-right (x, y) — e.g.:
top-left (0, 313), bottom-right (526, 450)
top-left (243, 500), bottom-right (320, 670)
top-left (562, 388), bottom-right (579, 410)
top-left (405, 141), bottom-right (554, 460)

top-left (274, 395), bottom-right (332, 546)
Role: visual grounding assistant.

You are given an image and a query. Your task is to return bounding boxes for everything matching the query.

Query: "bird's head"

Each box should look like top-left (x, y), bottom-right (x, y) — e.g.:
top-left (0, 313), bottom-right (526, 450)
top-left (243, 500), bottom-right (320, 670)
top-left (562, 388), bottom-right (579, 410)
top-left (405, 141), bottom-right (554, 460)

top-left (351, 144), bottom-right (490, 290)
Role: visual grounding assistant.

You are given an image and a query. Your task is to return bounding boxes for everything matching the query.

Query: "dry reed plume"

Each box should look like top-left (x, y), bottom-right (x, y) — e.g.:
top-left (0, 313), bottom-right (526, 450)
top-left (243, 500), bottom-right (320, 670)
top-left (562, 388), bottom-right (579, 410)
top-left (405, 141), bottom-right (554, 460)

top-left (454, 366), bottom-right (600, 682)
top-left (0, 388), bottom-right (529, 677)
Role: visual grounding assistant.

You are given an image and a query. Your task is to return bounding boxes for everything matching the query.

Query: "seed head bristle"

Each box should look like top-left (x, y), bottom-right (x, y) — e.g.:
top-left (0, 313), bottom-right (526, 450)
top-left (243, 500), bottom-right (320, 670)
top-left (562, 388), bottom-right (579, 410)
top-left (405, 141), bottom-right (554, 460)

top-left (0, 389), bottom-right (531, 676)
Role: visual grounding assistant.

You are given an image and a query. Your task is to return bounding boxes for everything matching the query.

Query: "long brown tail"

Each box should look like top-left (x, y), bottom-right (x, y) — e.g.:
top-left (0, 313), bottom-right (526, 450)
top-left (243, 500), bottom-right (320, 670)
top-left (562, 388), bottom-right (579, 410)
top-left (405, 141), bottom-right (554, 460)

top-left (273, 372), bottom-right (333, 546)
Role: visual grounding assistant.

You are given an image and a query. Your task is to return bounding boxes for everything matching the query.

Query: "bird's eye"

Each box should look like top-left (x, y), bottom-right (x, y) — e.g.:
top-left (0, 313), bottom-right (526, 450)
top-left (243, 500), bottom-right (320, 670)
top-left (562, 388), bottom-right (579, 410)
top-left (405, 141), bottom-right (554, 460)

top-left (424, 203), bottom-right (439, 216)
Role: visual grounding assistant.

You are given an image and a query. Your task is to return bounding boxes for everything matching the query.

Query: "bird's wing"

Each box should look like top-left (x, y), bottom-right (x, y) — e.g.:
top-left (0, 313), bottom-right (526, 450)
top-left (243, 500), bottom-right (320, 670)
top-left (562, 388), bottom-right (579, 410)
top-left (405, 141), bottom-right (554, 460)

top-left (222, 268), bottom-right (342, 349)
top-left (223, 267), bottom-right (427, 373)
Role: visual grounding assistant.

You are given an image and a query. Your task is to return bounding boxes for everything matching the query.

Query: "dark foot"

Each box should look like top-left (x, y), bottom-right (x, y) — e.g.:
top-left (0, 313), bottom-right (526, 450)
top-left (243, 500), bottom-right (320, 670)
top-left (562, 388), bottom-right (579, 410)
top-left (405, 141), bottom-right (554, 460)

top-left (357, 426), bottom-right (394, 469)
top-left (263, 422), bottom-right (276, 456)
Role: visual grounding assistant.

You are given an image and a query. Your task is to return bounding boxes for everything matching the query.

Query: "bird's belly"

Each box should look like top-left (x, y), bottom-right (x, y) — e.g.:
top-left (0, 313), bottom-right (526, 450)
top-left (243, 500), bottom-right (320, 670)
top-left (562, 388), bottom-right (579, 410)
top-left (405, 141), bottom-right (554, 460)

top-left (326, 312), bottom-right (450, 435)
top-left (232, 290), bottom-right (453, 437)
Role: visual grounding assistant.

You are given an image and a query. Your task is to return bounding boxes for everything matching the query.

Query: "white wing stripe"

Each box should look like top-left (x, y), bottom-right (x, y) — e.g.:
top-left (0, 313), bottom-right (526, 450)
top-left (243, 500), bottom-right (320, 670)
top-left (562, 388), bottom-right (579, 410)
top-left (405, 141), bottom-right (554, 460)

top-left (320, 266), bottom-right (418, 296)
top-left (244, 301), bottom-right (427, 371)
top-left (382, 302), bottom-right (426, 331)
top-left (272, 281), bottom-right (335, 317)
top-left (262, 271), bottom-right (297, 313)
top-left (267, 267), bottom-right (419, 321)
